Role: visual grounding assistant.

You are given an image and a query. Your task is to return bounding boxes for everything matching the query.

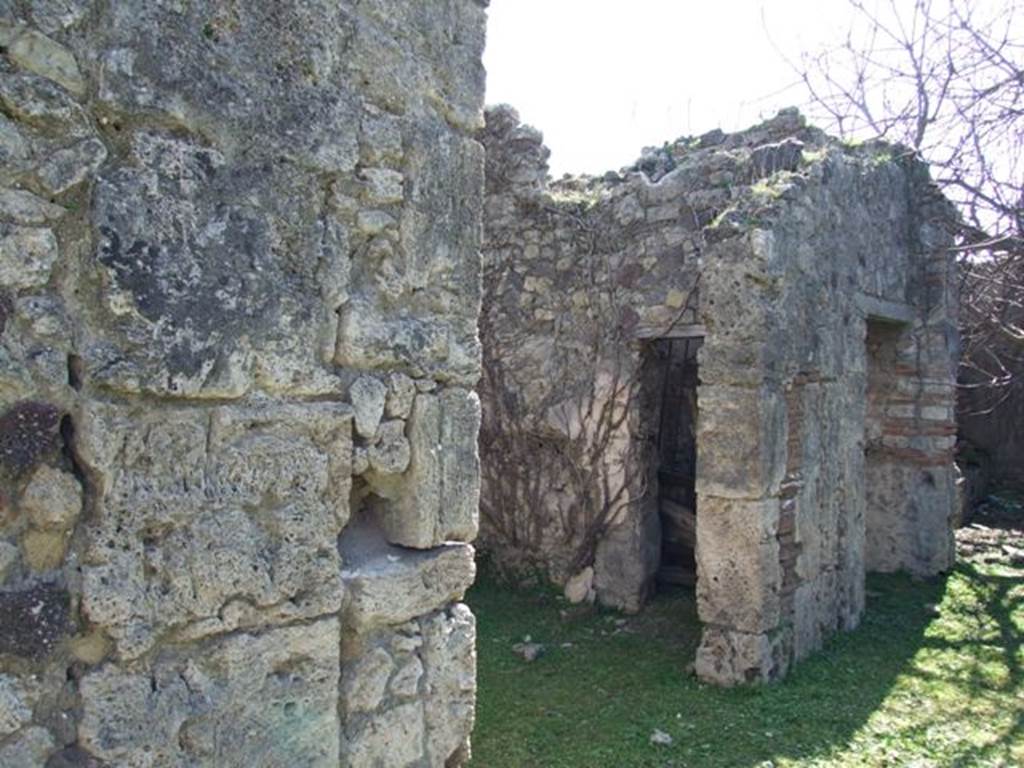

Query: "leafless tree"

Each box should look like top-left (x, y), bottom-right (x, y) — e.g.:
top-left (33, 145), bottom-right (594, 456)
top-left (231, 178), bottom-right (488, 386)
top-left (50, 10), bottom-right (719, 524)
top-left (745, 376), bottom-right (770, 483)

top-left (792, 0), bottom-right (1023, 410)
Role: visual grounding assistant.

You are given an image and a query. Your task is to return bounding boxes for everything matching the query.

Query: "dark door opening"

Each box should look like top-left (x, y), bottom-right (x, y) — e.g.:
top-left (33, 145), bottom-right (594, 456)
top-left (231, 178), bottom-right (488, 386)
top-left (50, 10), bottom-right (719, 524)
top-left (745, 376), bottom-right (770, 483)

top-left (647, 337), bottom-right (702, 588)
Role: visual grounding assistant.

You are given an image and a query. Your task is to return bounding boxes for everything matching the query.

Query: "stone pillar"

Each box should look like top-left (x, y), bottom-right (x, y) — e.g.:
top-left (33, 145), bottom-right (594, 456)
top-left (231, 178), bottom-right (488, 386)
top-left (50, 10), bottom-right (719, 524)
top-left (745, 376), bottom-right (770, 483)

top-left (0, 2), bottom-right (488, 766)
top-left (693, 231), bottom-right (792, 685)
top-left (693, 384), bottom-right (790, 684)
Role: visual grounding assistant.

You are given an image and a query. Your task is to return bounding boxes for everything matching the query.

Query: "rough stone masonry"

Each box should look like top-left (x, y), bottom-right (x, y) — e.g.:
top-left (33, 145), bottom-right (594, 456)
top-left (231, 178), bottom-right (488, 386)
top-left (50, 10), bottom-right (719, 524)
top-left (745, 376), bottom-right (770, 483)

top-left (478, 105), bottom-right (961, 684)
top-left (0, 1), bottom-right (487, 766)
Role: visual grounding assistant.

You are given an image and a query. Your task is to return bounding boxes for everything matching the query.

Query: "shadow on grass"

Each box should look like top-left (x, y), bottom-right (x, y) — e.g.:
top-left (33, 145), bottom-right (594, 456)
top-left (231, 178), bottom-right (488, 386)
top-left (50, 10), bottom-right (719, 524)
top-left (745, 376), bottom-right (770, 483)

top-left (469, 562), bottom-right (1023, 767)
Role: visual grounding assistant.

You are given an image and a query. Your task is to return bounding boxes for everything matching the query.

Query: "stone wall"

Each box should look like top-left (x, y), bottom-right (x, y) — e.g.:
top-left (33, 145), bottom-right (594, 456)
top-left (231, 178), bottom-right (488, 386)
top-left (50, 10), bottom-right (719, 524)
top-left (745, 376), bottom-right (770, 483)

top-left (479, 105), bottom-right (960, 684)
top-left (0, 2), bottom-right (487, 766)
top-left (478, 106), bottom-right (704, 611)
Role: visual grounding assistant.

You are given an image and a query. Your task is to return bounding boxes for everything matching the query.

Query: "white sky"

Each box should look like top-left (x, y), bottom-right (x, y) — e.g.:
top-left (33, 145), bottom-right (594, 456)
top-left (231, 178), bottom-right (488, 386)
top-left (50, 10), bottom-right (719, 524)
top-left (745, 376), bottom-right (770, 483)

top-left (483, 0), bottom-right (858, 175)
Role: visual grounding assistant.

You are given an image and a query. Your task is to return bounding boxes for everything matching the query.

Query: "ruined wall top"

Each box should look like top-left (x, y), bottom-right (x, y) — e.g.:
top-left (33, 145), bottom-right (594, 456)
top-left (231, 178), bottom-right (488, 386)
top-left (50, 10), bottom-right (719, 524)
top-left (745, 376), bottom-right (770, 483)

top-left (480, 102), bottom-right (960, 339)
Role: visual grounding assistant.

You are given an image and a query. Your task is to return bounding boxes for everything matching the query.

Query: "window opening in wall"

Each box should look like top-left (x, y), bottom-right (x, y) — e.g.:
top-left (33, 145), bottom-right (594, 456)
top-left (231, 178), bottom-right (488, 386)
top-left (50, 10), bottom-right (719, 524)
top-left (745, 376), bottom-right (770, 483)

top-left (647, 336), bottom-right (702, 589)
top-left (864, 316), bottom-right (910, 571)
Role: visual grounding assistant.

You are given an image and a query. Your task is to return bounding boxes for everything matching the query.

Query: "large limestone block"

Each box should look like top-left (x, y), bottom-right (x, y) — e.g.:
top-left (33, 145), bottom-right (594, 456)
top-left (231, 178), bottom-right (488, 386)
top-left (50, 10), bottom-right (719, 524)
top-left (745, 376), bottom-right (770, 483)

top-left (339, 520), bottom-right (475, 632)
top-left (79, 618), bottom-right (341, 768)
top-left (339, 605), bottom-right (476, 768)
top-left (422, 603), bottom-right (476, 767)
top-left (335, 304), bottom-right (454, 382)
top-left (341, 646), bottom-right (395, 715)
top-left (344, 0), bottom-right (487, 132)
top-left (94, 2), bottom-right (359, 170)
top-left (696, 497), bottom-right (782, 634)
top-left (85, 131), bottom-right (344, 397)
top-left (375, 388), bottom-right (481, 549)
top-left (865, 460), bottom-right (956, 576)
top-left (335, 127), bottom-right (483, 388)
top-left (695, 625), bottom-right (789, 685)
top-left (696, 385), bottom-right (787, 499)
top-left (77, 401), bottom-right (351, 658)
top-left (400, 118), bottom-right (484, 311)
top-left (342, 701), bottom-right (426, 768)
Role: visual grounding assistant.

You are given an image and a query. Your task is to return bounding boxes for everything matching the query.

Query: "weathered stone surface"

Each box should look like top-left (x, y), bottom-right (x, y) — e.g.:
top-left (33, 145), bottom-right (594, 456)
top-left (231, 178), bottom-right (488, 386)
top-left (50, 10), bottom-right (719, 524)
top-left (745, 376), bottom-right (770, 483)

top-left (340, 521), bottom-right (475, 632)
top-left (0, 72), bottom-right (89, 135)
top-left (335, 303), bottom-right (480, 388)
top-left (77, 401), bottom-right (351, 658)
top-left (386, 372), bottom-right (417, 419)
top-left (866, 461), bottom-right (957, 575)
top-left (68, 631), bottom-right (110, 666)
top-left (0, 224), bottom-right (59, 289)
top-left (338, 603), bottom-right (476, 768)
top-left (94, 5), bottom-right (358, 167)
top-left (36, 138), bottom-right (107, 195)
top-left (21, 465), bottom-right (82, 531)
top-left (594, 502), bottom-right (661, 613)
top-left (0, 541), bottom-right (18, 583)
top-left (84, 131), bottom-right (339, 397)
top-left (0, 115), bottom-right (32, 179)
top-left (0, 724), bottom-right (55, 767)
top-left (0, 406), bottom-right (64, 474)
top-left (390, 655), bottom-right (424, 699)
top-left (43, 745), bottom-right (107, 768)
top-left (0, 581), bottom-right (68, 658)
top-left (360, 167), bottom-right (404, 205)
top-left (696, 385), bottom-right (787, 499)
top-left (78, 619), bottom-right (341, 767)
top-left (22, 527), bottom-right (69, 571)
top-left (341, 646), bottom-right (394, 715)
top-left (368, 419), bottom-right (411, 476)
top-left (0, 189), bottom-right (64, 225)
top-left (342, 701), bottom-right (425, 768)
top-left (564, 566), bottom-right (595, 604)
top-left (695, 626), bottom-right (787, 686)
top-left (375, 389), bottom-right (481, 548)
top-left (18, 2), bottom-right (89, 35)
top-left (696, 498), bottom-right (782, 634)
top-left (6, 26), bottom-right (85, 95)
top-left (0, 673), bottom-right (33, 738)
top-left (422, 603), bottom-right (476, 766)
top-left (351, 375), bottom-right (387, 439)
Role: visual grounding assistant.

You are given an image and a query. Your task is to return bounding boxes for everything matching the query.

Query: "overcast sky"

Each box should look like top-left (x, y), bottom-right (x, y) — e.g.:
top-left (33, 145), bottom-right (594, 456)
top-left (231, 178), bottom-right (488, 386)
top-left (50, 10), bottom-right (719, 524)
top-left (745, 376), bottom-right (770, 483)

top-left (483, 0), bottom-right (860, 175)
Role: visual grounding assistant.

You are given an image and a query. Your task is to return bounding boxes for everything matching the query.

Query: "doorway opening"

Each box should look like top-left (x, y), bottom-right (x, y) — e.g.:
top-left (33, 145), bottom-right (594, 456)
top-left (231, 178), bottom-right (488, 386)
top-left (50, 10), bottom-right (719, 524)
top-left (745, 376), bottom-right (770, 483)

top-left (641, 336), bottom-right (703, 591)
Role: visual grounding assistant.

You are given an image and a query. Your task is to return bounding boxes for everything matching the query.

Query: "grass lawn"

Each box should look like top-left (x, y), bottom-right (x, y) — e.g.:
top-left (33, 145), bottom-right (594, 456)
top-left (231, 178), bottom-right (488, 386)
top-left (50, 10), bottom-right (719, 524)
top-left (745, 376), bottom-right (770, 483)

top-left (469, 510), bottom-right (1023, 767)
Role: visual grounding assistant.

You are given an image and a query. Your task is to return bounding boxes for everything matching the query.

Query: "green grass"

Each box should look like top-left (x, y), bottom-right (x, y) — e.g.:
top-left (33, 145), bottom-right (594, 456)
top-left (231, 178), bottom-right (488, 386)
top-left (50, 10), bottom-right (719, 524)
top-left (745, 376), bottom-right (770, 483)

top-left (469, 558), bottom-right (1023, 767)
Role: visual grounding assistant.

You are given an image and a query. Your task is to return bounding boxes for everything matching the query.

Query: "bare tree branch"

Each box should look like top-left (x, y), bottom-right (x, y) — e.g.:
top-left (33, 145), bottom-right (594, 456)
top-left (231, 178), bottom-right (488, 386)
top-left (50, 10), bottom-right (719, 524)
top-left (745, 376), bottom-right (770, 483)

top-left (792, 0), bottom-right (1023, 412)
